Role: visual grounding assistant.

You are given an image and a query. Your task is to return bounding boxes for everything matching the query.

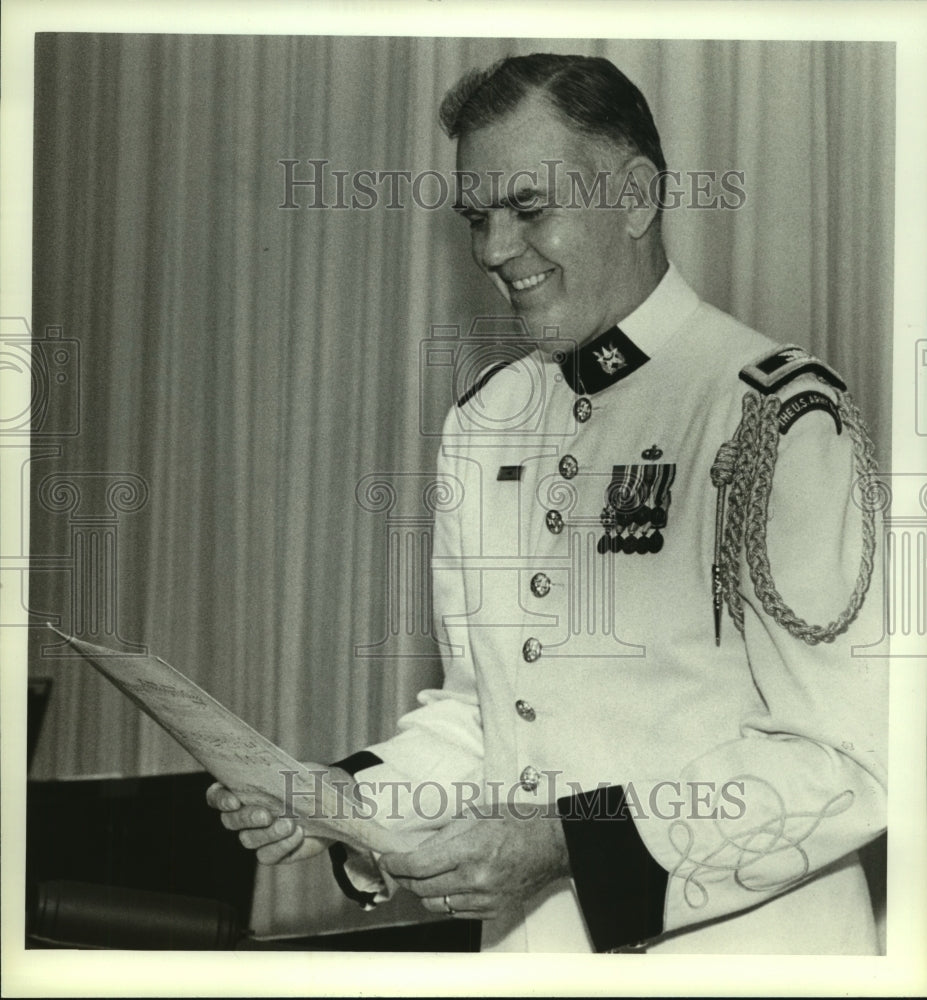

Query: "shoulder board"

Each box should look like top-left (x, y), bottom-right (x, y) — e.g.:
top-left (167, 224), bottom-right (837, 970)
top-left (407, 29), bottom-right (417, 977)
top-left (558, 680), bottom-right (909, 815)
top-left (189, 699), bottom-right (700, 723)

top-left (739, 344), bottom-right (846, 395)
top-left (456, 361), bottom-right (510, 408)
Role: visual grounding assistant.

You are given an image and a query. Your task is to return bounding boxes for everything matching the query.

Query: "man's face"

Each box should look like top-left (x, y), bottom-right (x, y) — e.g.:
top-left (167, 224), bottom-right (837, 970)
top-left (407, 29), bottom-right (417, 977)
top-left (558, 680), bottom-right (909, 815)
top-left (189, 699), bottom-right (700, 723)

top-left (455, 95), bottom-right (637, 350)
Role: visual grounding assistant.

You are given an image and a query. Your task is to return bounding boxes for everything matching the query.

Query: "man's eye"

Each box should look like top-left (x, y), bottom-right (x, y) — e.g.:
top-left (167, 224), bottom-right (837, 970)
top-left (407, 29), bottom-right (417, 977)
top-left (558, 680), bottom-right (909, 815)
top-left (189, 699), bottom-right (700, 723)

top-left (516, 207), bottom-right (544, 221)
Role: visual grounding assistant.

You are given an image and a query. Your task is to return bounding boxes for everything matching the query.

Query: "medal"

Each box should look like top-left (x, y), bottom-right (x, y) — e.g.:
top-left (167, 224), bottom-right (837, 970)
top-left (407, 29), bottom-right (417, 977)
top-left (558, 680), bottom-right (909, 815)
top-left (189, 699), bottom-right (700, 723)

top-left (597, 462), bottom-right (676, 556)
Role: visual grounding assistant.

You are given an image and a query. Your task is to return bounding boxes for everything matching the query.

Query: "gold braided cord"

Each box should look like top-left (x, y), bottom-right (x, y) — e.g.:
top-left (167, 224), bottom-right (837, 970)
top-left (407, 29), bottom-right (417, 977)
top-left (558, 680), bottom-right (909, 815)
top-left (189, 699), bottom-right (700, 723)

top-left (711, 389), bottom-right (878, 645)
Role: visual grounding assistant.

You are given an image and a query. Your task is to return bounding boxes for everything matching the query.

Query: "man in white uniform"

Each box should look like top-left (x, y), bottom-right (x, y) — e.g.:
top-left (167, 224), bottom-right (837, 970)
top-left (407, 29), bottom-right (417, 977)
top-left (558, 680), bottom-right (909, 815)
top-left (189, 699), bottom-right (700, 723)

top-left (209, 54), bottom-right (886, 954)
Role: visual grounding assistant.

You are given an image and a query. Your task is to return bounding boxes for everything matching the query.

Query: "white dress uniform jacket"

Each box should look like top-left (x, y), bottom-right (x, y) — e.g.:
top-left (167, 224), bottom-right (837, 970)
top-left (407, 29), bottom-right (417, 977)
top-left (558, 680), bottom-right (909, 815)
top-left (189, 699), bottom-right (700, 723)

top-left (333, 264), bottom-right (887, 954)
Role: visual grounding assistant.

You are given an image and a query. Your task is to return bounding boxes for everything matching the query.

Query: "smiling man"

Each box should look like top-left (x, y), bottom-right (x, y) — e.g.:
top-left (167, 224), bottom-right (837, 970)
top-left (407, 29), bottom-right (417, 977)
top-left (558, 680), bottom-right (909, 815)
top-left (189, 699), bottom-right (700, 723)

top-left (452, 88), bottom-right (667, 350)
top-left (209, 54), bottom-right (886, 955)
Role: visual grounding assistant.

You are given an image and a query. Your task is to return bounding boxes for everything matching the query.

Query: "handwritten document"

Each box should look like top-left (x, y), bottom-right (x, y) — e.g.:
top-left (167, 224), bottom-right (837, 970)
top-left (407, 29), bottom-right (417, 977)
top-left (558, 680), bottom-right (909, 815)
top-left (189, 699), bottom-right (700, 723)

top-left (48, 627), bottom-right (410, 854)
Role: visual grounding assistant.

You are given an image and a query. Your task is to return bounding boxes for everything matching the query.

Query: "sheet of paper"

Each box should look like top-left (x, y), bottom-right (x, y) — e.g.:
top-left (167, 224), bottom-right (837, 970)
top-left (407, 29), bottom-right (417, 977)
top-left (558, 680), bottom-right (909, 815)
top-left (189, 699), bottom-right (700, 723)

top-left (47, 626), bottom-right (410, 855)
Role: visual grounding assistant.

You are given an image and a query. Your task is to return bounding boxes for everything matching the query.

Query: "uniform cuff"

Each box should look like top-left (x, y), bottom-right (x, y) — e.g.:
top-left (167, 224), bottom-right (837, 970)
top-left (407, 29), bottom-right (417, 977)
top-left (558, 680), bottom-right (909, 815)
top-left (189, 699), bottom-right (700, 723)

top-left (557, 784), bottom-right (668, 952)
top-left (327, 842), bottom-right (381, 909)
top-left (331, 751), bottom-right (383, 776)
top-left (328, 752), bottom-right (385, 907)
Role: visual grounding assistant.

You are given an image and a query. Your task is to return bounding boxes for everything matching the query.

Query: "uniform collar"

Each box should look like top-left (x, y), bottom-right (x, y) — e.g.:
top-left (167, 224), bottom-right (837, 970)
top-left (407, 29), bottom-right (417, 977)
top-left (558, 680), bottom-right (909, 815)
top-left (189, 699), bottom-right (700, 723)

top-left (556, 263), bottom-right (700, 396)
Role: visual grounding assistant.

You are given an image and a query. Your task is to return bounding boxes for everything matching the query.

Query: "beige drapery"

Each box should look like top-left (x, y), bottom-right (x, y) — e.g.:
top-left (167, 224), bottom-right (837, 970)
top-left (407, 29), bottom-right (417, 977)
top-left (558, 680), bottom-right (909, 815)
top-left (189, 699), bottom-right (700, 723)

top-left (29, 35), bottom-right (893, 937)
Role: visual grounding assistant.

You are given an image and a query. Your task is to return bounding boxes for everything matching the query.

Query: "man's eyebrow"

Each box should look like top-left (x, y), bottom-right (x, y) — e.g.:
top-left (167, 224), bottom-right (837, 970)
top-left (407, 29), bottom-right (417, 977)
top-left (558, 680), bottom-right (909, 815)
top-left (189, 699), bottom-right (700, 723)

top-left (502, 184), bottom-right (549, 209)
top-left (453, 184), bottom-right (552, 212)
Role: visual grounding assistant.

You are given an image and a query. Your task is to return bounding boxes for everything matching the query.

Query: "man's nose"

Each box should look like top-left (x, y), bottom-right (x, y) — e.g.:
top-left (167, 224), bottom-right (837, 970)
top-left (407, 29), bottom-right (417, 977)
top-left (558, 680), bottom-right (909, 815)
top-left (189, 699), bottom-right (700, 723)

top-left (479, 212), bottom-right (524, 268)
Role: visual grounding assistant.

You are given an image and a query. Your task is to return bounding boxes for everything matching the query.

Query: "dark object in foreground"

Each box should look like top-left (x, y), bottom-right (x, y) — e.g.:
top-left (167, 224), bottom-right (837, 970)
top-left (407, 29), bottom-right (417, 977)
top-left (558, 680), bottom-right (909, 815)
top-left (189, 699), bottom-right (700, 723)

top-left (30, 880), bottom-right (241, 950)
top-left (26, 770), bottom-right (479, 951)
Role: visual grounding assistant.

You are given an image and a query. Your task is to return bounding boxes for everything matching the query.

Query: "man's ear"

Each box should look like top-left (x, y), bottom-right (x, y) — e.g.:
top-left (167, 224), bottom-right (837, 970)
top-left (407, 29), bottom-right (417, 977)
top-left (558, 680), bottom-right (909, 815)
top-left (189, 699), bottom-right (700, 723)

top-left (620, 156), bottom-right (662, 239)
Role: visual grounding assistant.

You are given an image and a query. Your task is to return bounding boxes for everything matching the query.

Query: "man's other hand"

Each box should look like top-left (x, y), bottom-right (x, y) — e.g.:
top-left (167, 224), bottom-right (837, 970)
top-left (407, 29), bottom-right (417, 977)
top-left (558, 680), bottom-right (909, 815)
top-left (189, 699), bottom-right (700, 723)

top-left (378, 805), bottom-right (571, 919)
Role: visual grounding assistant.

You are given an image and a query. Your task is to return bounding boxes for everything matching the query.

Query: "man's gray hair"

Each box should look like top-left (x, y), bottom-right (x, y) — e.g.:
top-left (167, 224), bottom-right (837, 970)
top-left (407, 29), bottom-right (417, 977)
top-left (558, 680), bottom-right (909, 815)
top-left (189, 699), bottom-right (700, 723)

top-left (439, 53), bottom-right (667, 176)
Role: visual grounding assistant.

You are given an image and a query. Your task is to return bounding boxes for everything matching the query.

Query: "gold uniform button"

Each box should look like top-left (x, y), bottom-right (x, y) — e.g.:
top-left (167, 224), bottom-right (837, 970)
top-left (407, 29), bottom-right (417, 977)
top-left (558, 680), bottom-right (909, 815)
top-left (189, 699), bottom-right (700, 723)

top-left (558, 454), bottom-right (578, 479)
top-left (545, 510), bottom-right (564, 534)
top-left (522, 637), bottom-right (542, 663)
top-left (519, 765), bottom-right (540, 792)
top-left (530, 572), bottom-right (552, 598)
top-left (574, 397), bottom-right (592, 423)
top-left (515, 699), bottom-right (537, 722)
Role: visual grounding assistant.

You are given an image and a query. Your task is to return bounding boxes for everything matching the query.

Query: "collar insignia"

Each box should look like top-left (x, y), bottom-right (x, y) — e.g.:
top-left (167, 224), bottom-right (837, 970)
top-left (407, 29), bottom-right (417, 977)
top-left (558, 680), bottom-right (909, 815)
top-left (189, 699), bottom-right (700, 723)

top-left (558, 325), bottom-right (649, 396)
top-left (593, 344), bottom-right (626, 375)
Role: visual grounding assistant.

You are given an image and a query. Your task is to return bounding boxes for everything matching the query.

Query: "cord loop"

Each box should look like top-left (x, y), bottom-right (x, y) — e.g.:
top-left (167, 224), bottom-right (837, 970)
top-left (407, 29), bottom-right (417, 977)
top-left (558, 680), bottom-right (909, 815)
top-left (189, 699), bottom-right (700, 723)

top-left (710, 389), bottom-right (877, 645)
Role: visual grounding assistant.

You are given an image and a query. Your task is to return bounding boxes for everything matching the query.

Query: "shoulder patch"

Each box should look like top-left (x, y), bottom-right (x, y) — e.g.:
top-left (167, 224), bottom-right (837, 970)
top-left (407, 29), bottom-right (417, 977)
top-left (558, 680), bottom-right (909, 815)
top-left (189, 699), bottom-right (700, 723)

top-left (739, 344), bottom-right (846, 395)
top-left (456, 361), bottom-right (510, 409)
top-left (777, 389), bottom-right (842, 435)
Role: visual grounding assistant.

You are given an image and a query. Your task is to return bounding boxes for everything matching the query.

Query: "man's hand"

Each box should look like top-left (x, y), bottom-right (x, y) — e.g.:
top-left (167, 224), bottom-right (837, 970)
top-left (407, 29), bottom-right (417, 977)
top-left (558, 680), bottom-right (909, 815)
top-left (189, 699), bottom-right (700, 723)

top-left (205, 766), bottom-right (355, 866)
top-left (379, 805), bottom-right (571, 920)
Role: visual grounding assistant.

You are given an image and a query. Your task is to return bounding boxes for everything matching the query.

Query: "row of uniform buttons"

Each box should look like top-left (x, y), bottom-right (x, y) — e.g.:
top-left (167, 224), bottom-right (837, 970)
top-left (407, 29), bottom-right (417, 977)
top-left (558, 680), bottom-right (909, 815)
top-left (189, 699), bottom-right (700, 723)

top-left (516, 698), bottom-right (538, 792)
top-left (545, 456), bottom-right (579, 534)
top-left (517, 597), bottom-right (541, 787)
top-left (518, 396), bottom-right (592, 789)
top-left (545, 399), bottom-right (588, 532)
top-left (516, 571), bottom-right (544, 786)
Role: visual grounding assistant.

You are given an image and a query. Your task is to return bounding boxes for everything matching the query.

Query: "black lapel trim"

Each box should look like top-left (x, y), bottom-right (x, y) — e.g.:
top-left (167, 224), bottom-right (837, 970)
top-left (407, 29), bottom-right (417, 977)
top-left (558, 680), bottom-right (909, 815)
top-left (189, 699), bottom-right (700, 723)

top-left (558, 326), bottom-right (649, 396)
top-left (456, 361), bottom-right (511, 408)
